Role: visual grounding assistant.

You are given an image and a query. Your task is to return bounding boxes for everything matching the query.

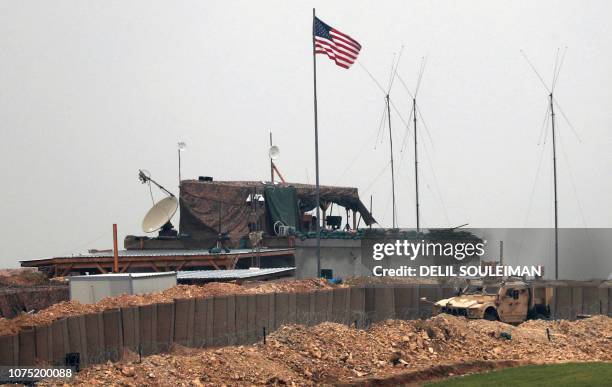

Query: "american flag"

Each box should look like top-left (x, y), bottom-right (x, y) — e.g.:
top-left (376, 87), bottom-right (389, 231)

top-left (314, 16), bottom-right (361, 69)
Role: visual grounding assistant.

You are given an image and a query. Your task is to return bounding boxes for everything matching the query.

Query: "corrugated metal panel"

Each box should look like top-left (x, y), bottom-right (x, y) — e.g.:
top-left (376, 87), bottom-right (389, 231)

top-left (47, 248), bottom-right (291, 260)
top-left (130, 272), bottom-right (177, 278)
top-left (177, 267), bottom-right (295, 280)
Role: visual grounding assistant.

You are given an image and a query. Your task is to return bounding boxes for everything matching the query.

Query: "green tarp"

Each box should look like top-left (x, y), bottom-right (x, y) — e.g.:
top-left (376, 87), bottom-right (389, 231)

top-left (179, 180), bottom-right (376, 245)
top-left (264, 186), bottom-right (300, 231)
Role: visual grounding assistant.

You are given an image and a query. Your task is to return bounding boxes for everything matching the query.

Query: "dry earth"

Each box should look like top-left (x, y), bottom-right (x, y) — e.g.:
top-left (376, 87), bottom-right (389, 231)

top-left (39, 314), bottom-right (611, 386)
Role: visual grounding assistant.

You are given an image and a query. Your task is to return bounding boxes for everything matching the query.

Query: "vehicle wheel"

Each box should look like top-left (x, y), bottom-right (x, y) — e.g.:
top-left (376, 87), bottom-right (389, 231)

top-left (484, 308), bottom-right (498, 321)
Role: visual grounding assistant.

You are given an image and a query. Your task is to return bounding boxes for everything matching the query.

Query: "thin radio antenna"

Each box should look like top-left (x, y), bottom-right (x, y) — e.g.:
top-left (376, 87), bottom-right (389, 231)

top-left (385, 48), bottom-right (404, 228)
top-left (387, 46), bottom-right (404, 93)
top-left (551, 48), bottom-right (560, 92)
top-left (537, 104), bottom-right (551, 145)
top-left (396, 56), bottom-right (429, 232)
top-left (412, 56), bottom-right (427, 232)
top-left (523, 48), bottom-right (580, 142)
top-left (521, 47), bottom-right (579, 280)
top-left (374, 101), bottom-right (387, 148)
top-left (395, 71), bottom-right (434, 147)
top-left (358, 59), bottom-right (414, 137)
top-left (414, 56), bottom-right (427, 98)
top-left (554, 99), bottom-right (581, 142)
top-left (552, 46), bottom-right (568, 92)
top-left (520, 49), bottom-right (551, 93)
top-left (386, 53), bottom-right (397, 92)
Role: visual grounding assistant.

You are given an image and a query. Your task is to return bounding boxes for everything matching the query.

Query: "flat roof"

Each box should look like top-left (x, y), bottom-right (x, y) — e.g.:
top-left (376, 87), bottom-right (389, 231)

top-left (70, 271), bottom-right (176, 281)
top-left (22, 248), bottom-right (293, 263)
top-left (177, 267), bottom-right (295, 280)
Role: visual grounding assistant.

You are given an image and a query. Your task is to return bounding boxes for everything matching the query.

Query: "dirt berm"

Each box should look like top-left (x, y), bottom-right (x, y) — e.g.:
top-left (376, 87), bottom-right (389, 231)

top-left (40, 314), bottom-right (611, 386)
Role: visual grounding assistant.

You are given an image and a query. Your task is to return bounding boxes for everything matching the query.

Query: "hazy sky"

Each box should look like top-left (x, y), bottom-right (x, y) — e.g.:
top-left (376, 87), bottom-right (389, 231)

top-left (1, 1), bottom-right (611, 267)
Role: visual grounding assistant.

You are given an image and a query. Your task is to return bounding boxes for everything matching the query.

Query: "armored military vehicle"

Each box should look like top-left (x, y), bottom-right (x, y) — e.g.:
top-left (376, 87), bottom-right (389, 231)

top-left (425, 279), bottom-right (551, 323)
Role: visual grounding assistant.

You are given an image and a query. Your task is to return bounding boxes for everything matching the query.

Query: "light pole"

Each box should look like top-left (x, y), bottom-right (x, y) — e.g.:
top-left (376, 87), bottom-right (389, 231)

top-left (178, 141), bottom-right (187, 186)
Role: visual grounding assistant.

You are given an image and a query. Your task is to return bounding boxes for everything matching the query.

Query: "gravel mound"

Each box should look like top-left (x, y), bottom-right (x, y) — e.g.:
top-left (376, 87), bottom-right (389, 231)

top-left (39, 314), bottom-right (612, 386)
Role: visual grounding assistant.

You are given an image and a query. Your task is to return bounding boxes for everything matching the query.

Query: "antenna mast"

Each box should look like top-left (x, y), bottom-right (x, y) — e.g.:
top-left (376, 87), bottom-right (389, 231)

top-left (385, 50), bottom-right (402, 229)
top-left (386, 94), bottom-right (397, 228)
top-left (521, 48), bottom-right (568, 280)
top-left (406, 56), bottom-right (426, 232)
top-left (413, 97), bottom-right (420, 232)
top-left (550, 92), bottom-right (559, 280)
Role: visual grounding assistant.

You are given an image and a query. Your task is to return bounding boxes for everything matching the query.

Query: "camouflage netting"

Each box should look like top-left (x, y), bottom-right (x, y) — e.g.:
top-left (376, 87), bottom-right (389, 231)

top-left (179, 180), bottom-right (376, 245)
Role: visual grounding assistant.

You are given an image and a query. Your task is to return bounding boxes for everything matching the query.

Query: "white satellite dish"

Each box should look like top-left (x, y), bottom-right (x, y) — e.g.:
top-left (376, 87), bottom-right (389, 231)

top-left (142, 196), bottom-right (179, 233)
top-left (269, 145), bottom-right (280, 160)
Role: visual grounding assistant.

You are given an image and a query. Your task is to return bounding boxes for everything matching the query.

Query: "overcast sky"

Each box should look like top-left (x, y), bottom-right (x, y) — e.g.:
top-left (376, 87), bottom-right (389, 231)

top-left (1, 1), bottom-right (611, 267)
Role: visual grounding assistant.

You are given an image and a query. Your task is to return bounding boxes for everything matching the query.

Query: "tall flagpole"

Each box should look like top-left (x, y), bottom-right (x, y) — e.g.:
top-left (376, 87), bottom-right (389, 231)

top-left (312, 8), bottom-right (322, 278)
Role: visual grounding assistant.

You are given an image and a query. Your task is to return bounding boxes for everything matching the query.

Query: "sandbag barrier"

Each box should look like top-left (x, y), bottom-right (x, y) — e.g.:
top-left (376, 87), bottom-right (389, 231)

top-left (0, 285), bottom-right (610, 367)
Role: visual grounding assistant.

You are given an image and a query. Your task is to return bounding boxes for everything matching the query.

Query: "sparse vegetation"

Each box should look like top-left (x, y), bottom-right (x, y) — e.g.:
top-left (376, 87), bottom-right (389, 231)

top-left (426, 362), bottom-right (612, 387)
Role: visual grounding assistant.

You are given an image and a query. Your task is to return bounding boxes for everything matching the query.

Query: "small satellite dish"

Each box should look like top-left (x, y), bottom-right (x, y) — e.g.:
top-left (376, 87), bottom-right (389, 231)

top-left (269, 145), bottom-right (280, 160)
top-left (142, 196), bottom-right (179, 233)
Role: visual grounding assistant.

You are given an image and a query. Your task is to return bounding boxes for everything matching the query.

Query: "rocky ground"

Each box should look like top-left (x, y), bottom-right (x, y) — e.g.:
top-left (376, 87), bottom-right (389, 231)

top-left (40, 314), bottom-right (612, 386)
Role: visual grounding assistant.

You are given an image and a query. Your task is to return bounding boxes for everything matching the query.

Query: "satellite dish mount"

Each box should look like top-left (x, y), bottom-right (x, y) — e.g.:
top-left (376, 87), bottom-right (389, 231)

top-left (139, 170), bottom-right (179, 237)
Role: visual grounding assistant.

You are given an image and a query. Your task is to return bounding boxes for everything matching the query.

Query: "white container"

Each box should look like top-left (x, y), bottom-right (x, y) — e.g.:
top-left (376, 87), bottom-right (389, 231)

top-left (69, 272), bottom-right (176, 304)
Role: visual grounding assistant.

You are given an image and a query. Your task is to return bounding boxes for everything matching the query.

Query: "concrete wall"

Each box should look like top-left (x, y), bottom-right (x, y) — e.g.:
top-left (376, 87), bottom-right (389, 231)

top-left (294, 237), bottom-right (481, 279)
top-left (294, 239), bottom-right (362, 278)
top-left (295, 228), bottom-right (612, 281)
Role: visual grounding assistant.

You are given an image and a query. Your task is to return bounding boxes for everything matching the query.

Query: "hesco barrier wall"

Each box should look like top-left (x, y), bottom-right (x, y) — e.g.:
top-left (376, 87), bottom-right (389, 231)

top-left (0, 284), bottom-right (610, 367)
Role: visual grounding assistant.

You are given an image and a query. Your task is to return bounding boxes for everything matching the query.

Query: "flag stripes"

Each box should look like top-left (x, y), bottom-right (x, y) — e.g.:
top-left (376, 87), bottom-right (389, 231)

top-left (314, 17), bottom-right (361, 69)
